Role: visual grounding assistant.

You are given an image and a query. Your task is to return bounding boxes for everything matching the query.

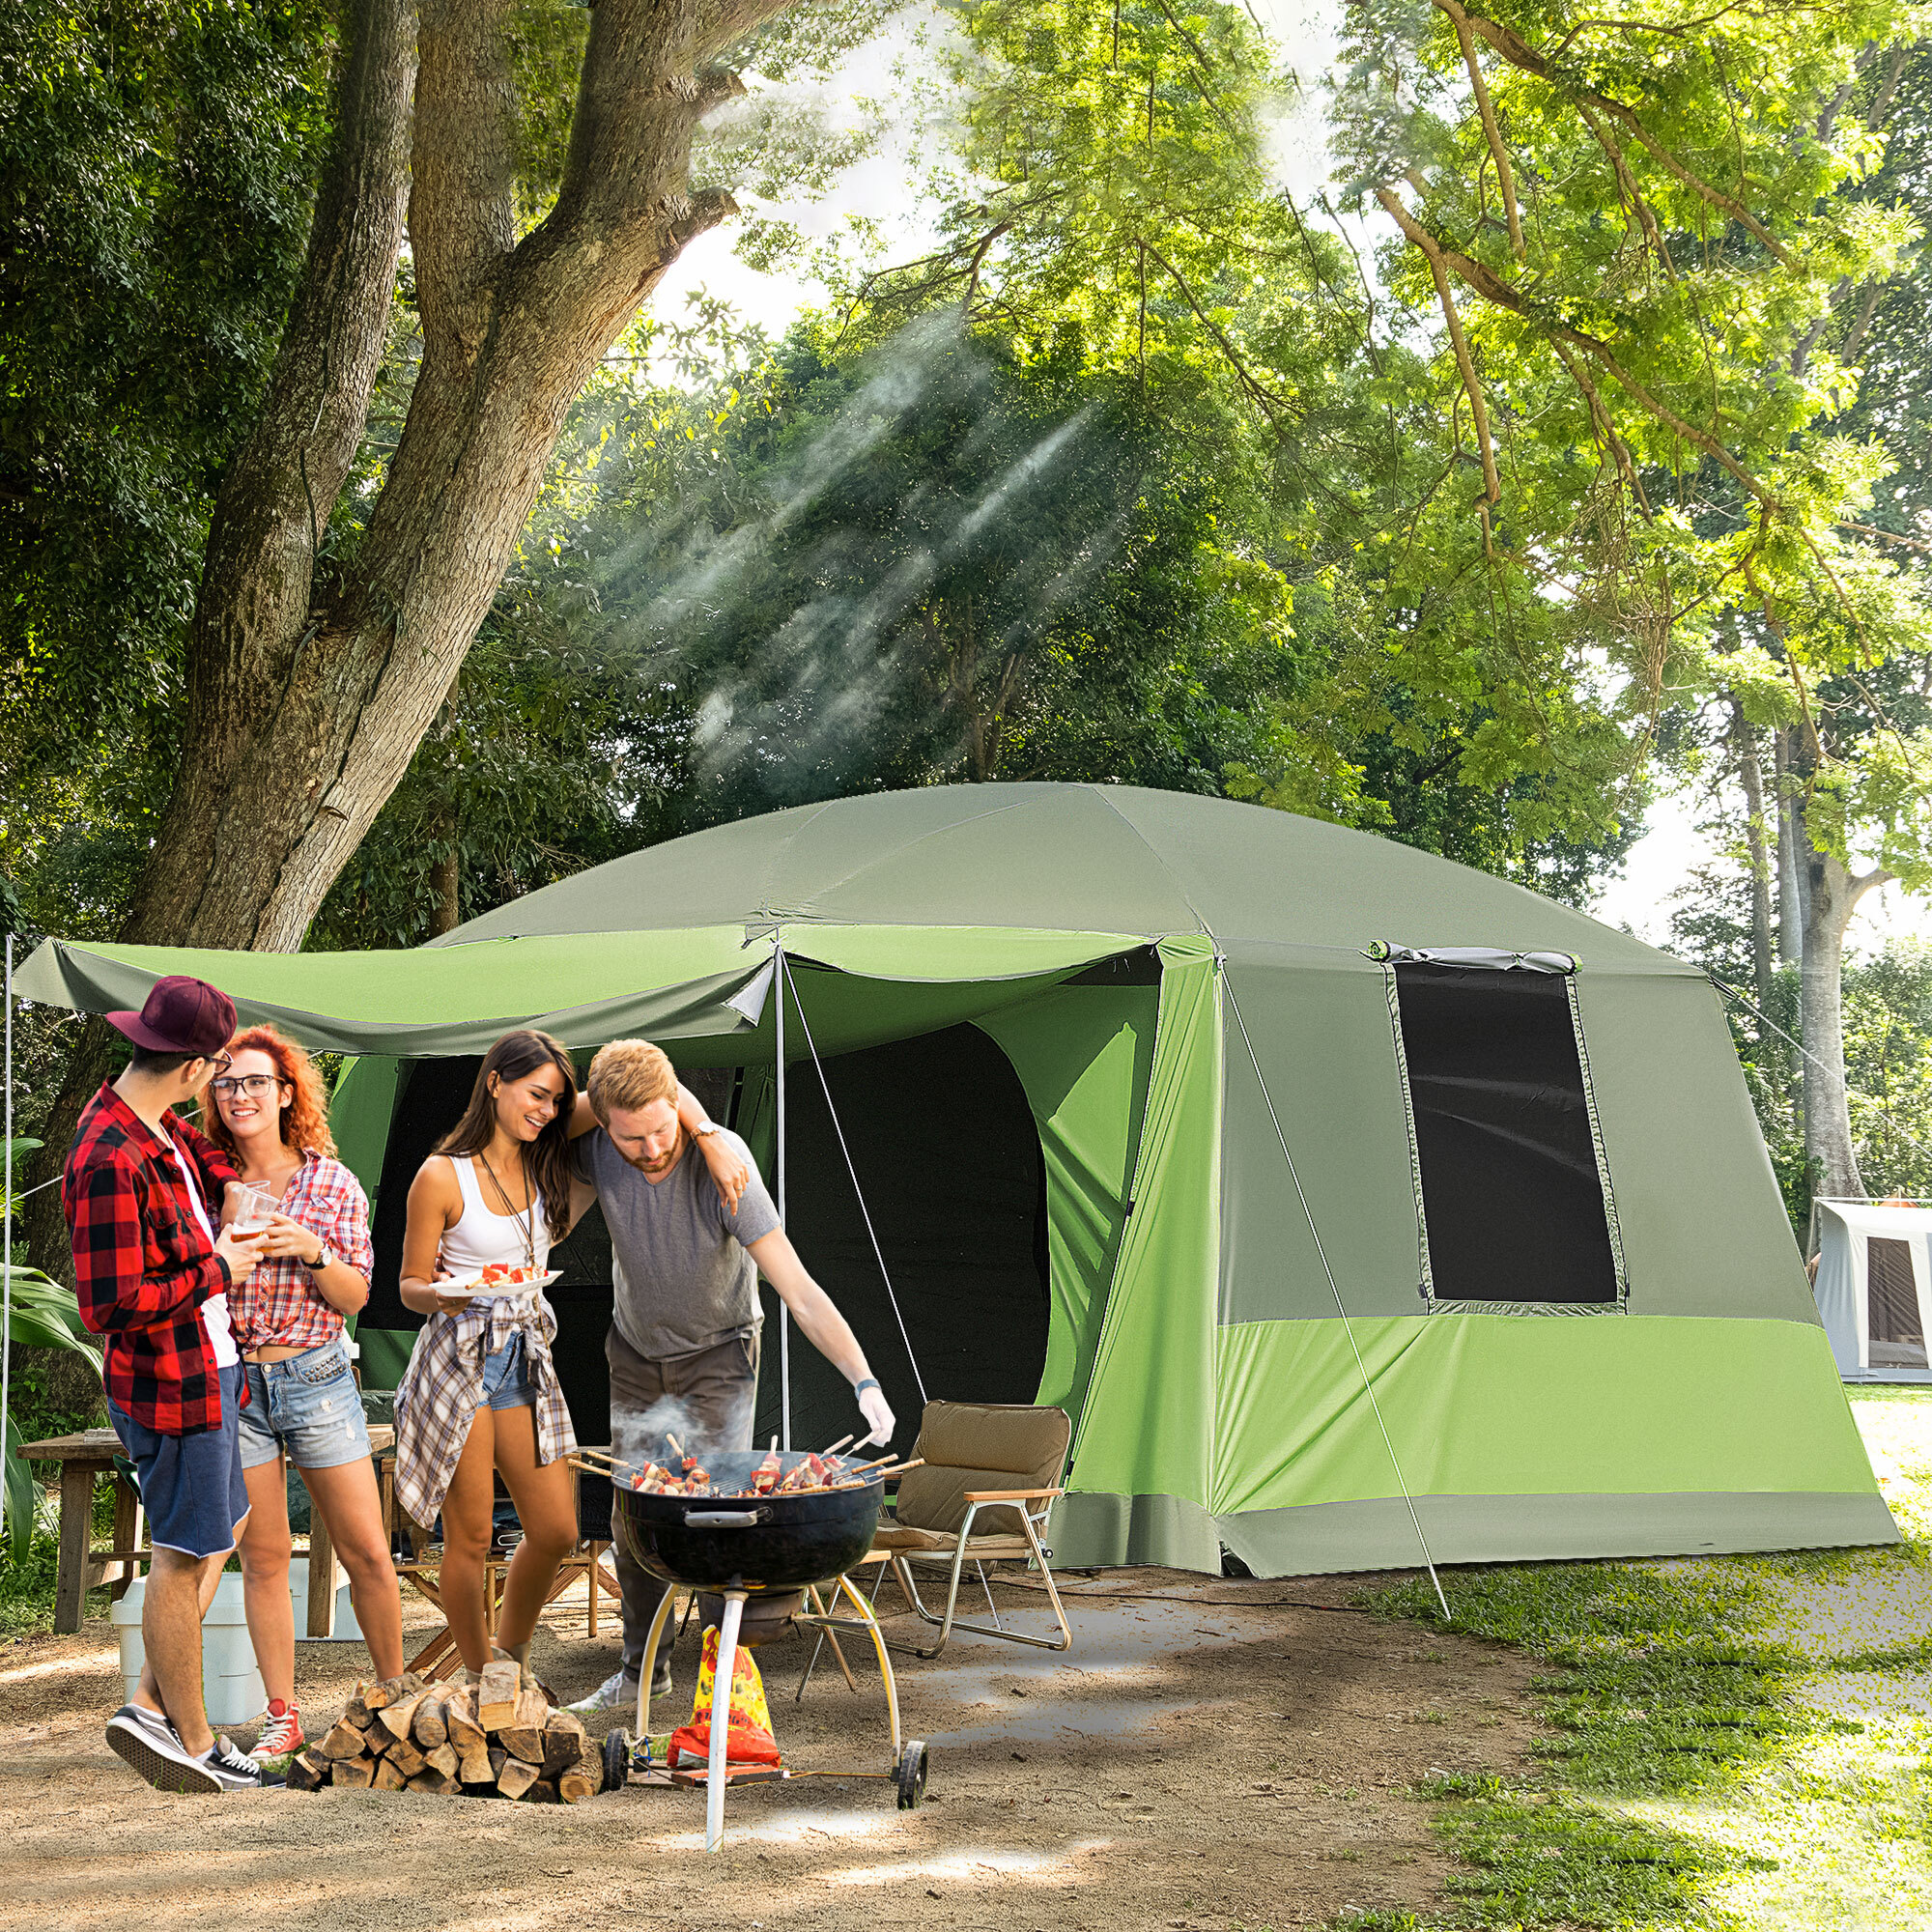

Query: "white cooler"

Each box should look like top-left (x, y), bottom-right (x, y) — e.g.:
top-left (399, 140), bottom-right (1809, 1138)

top-left (109, 1572), bottom-right (264, 1728)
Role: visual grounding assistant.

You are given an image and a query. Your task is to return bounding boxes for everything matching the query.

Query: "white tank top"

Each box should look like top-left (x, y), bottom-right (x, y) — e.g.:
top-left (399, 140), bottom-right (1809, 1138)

top-left (440, 1155), bottom-right (554, 1290)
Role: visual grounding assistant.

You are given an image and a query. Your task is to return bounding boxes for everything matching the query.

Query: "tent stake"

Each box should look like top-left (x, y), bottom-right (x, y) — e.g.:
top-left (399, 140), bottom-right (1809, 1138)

top-left (775, 937), bottom-right (790, 1452)
top-left (1223, 972), bottom-right (1452, 1625)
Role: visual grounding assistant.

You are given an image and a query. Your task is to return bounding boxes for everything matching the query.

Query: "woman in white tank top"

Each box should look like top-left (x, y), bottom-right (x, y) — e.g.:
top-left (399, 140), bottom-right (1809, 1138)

top-left (392, 1030), bottom-right (583, 1685)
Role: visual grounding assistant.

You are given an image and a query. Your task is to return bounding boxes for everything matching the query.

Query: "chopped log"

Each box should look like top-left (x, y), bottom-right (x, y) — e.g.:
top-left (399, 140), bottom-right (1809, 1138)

top-left (406, 1769), bottom-right (454, 1795)
top-left (496, 1757), bottom-right (540, 1801)
top-left (332, 1756), bottom-right (376, 1789)
top-left (497, 1686), bottom-right (548, 1762)
top-left (526, 1778), bottom-right (559, 1804)
top-left (457, 1740), bottom-right (495, 1784)
top-left (445, 1701), bottom-right (487, 1757)
top-left (374, 1690), bottom-right (430, 1747)
top-left (488, 1746), bottom-right (507, 1783)
top-left (340, 1694), bottom-right (373, 1730)
top-left (476, 1661), bottom-right (520, 1732)
top-left (412, 1689), bottom-right (451, 1748)
top-left (318, 1721), bottom-right (371, 1760)
top-left (540, 1710), bottom-right (587, 1778)
top-left (387, 1736), bottom-right (428, 1778)
top-left (424, 1743), bottom-right (460, 1779)
top-left (373, 1756), bottom-right (409, 1792)
top-left (364, 1669), bottom-right (424, 1712)
top-left (286, 1750), bottom-right (330, 1792)
top-left (556, 1769), bottom-right (598, 1805)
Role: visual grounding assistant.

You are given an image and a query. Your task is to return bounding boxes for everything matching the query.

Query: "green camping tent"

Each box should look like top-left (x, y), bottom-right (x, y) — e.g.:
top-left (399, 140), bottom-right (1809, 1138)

top-left (16, 782), bottom-right (1894, 1576)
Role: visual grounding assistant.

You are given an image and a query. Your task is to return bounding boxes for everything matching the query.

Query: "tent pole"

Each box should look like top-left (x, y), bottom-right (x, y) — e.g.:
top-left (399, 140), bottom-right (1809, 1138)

top-left (3, 933), bottom-right (14, 1500)
top-left (775, 936), bottom-right (790, 1452)
top-left (1223, 970), bottom-right (1452, 1625)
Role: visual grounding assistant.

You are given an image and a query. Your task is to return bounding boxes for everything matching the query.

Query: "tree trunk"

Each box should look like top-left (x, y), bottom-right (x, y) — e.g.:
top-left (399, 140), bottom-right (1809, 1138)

top-left (1730, 699), bottom-right (1775, 1014)
top-left (1793, 796), bottom-right (1890, 1244)
top-left (430, 811), bottom-right (462, 937)
top-left (1773, 727), bottom-right (1804, 966)
top-left (26, 0), bottom-right (794, 1273)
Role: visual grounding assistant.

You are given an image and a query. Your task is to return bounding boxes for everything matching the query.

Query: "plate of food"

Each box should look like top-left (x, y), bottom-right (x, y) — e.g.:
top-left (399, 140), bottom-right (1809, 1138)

top-left (439, 1264), bottom-right (562, 1300)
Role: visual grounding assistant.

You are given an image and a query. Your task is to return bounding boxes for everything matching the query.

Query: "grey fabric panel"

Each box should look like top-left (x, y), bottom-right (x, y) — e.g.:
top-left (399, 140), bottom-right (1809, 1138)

top-left (1049, 1491), bottom-right (1223, 1571)
top-left (1575, 974), bottom-right (1819, 1321)
top-left (1220, 955), bottom-right (1427, 1322)
top-left (1217, 1489), bottom-right (1901, 1578)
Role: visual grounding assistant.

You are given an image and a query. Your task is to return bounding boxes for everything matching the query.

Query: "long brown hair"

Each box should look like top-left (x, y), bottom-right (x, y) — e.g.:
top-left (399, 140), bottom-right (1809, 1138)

top-left (435, 1030), bottom-right (578, 1240)
top-left (198, 1025), bottom-right (335, 1159)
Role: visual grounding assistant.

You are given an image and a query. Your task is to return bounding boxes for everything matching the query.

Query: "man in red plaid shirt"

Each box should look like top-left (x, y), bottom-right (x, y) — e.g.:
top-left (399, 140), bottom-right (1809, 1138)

top-left (65, 975), bottom-right (283, 1793)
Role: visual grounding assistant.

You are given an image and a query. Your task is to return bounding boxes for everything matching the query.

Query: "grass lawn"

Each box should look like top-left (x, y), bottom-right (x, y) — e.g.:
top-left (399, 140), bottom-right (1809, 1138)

top-left (1354, 1386), bottom-right (1932, 1930)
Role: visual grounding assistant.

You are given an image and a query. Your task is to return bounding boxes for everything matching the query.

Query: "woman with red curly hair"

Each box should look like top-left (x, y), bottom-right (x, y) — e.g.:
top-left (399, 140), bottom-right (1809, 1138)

top-left (200, 1026), bottom-right (403, 1761)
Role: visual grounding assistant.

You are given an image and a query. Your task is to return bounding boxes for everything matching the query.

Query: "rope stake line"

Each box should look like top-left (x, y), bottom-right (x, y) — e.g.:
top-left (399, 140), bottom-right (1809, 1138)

top-left (776, 939), bottom-right (790, 1452)
top-left (1709, 972), bottom-right (1932, 1171)
top-left (778, 952), bottom-right (929, 1406)
top-left (1223, 971), bottom-right (1452, 1624)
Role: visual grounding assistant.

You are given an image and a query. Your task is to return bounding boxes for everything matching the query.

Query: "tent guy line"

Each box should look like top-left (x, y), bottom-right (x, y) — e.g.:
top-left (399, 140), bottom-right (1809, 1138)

top-left (1222, 968), bottom-right (1453, 1625)
top-left (1709, 973), bottom-right (1932, 1169)
top-left (780, 947), bottom-right (930, 1407)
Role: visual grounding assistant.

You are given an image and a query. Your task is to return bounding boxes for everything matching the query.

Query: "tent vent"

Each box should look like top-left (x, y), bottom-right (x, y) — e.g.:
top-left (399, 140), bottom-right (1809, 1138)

top-left (1383, 959), bottom-right (1628, 1313)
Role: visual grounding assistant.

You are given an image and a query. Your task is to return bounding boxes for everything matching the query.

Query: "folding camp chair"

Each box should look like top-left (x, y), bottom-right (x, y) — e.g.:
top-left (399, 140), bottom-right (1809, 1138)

top-left (860, 1400), bottom-right (1073, 1661)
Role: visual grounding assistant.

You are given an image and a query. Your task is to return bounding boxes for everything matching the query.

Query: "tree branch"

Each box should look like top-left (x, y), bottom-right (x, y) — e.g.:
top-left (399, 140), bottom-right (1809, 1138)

top-left (1136, 237), bottom-right (1295, 429)
top-left (1453, 17), bottom-right (1522, 258)
top-left (1431, 0), bottom-right (1796, 267)
top-left (1374, 189), bottom-right (1500, 507)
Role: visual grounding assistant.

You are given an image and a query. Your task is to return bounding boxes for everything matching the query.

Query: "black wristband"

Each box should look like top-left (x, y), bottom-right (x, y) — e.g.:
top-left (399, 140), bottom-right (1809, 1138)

top-left (853, 1377), bottom-right (881, 1397)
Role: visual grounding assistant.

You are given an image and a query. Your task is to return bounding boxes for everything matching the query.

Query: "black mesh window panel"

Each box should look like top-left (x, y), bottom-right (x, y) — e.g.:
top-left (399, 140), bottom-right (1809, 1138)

top-left (1866, 1237), bottom-right (1927, 1369)
top-left (1393, 964), bottom-right (1619, 1305)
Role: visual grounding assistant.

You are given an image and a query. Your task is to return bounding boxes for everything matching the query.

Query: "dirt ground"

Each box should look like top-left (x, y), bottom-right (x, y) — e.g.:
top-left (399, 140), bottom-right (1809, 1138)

top-left (0, 1567), bottom-right (1541, 1930)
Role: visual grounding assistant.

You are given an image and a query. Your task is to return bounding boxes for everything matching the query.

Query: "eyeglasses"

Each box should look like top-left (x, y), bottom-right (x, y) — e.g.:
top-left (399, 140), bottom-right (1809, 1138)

top-left (210, 1073), bottom-right (282, 1099)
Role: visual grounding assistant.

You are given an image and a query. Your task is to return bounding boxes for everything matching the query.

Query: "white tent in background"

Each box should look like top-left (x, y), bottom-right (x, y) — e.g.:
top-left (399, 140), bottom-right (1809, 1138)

top-left (1813, 1199), bottom-right (1932, 1382)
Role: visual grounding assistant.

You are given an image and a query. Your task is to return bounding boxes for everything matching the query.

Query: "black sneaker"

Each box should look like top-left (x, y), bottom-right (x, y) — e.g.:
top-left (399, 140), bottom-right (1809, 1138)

top-left (105, 1705), bottom-right (220, 1794)
top-left (200, 1734), bottom-right (286, 1791)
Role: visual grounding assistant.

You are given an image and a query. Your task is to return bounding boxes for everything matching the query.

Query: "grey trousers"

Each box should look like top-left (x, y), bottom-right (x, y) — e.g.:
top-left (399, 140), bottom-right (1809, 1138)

top-left (606, 1321), bottom-right (759, 1680)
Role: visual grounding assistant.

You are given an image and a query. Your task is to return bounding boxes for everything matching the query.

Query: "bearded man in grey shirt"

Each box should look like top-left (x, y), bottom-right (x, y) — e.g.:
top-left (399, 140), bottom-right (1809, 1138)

top-left (563, 1039), bottom-right (895, 1715)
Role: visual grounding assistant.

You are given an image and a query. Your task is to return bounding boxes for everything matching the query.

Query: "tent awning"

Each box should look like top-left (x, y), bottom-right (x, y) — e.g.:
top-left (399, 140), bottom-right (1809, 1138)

top-left (14, 925), bottom-right (1148, 1059)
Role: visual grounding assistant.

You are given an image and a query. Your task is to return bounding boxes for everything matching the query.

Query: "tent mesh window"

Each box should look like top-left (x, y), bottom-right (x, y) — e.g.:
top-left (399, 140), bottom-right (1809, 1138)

top-left (1388, 962), bottom-right (1625, 1310)
top-left (1867, 1236), bottom-right (1928, 1369)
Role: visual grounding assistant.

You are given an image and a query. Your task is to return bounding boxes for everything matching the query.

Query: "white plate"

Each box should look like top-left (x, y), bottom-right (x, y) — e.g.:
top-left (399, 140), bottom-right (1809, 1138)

top-left (438, 1268), bottom-right (563, 1301)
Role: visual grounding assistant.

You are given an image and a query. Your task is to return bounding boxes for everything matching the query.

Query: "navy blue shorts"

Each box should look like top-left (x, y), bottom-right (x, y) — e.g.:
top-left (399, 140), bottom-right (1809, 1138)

top-left (110, 1362), bottom-right (251, 1560)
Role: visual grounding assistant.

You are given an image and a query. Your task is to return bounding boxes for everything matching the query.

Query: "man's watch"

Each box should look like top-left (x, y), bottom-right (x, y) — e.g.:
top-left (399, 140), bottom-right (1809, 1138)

top-left (301, 1241), bottom-right (332, 1271)
top-left (692, 1122), bottom-right (721, 1139)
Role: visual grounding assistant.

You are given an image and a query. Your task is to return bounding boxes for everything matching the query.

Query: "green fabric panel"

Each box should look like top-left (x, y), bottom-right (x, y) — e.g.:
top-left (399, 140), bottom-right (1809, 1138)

top-left (1217, 1490), bottom-right (1900, 1577)
top-left (976, 985), bottom-right (1159, 1426)
top-left (328, 1055), bottom-right (401, 1205)
top-left (355, 1327), bottom-right (414, 1392)
top-left (1049, 1491), bottom-right (1223, 1571)
top-left (1065, 937), bottom-right (1221, 1505)
top-left (787, 924), bottom-right (1143, 981)
top-left (1220, 955), bottom-right (1423, 1322)
top-left (1574, 973), bottom-right (1820, 1321)
top-left (1210, 1315), bottom-right (1882, 1515)
top-left (17, 930), bottom-right (764, 1055)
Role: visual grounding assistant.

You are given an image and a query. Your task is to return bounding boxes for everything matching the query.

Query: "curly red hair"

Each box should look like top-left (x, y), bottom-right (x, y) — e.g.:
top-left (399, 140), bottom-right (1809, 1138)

top-left (198, 1024), bottom-right (336, 1158)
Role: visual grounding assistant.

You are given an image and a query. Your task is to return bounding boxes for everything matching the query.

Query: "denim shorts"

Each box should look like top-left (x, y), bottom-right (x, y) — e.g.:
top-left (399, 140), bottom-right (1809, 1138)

top-left (111, 1363), bottom-right (250, 1559)
top-left (236, 1337), bottom-right (374, 1472)
top-left (480, 1330), bottom-right (534, 1410)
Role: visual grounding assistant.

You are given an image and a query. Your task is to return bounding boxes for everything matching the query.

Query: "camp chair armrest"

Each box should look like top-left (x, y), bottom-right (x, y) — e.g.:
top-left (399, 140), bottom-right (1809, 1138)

top-left (961, 1487), bottom-right (1064, 1503)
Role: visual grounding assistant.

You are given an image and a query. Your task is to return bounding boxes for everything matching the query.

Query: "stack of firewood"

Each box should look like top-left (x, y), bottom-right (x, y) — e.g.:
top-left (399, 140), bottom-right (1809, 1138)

top-left (285, 1663), bottom-right (601, 1804)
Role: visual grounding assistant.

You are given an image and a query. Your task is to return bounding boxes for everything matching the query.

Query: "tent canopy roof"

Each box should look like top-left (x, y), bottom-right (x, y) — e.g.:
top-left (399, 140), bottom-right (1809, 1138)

top-left (1816, 1199), bottom-right (1932, 1238)
top-left (442, 783), bottom-right (1692, 975)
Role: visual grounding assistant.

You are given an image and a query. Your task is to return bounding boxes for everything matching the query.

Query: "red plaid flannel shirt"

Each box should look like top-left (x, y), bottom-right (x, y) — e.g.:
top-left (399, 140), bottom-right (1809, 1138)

top-left (228, 1151), bottom-right (373, 1352)
top-left (65, 1083), bottom-right (242, 1436)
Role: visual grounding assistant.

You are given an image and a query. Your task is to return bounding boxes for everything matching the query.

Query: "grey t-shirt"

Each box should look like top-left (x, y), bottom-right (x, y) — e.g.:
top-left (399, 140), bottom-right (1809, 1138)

top-left (574, 1127), bottom-right (781, 1361)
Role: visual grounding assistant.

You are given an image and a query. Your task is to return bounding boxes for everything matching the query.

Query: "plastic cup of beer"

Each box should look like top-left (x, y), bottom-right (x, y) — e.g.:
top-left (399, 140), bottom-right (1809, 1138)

top-left (233, 1184), bottom-right (277, 1235)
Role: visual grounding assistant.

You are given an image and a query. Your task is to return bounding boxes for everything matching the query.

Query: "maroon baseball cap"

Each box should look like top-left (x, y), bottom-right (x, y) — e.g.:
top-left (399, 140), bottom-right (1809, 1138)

top-left (106, 975), bottom-right (238, 1059)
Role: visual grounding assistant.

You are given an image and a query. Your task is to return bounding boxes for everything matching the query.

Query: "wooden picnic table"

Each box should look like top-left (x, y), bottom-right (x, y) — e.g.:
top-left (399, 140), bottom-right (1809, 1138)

top-left (15, 1424), bottom-right (396, 1636)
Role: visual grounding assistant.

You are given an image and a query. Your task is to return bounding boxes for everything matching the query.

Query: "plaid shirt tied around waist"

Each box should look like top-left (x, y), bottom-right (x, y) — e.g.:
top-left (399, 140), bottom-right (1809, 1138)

top-left (64, 1084), bottom-right (240, 1436)
top-left (227, 1151), bottom-right (374, 1353)
top-left (392, 1295), bottom-right (577, 1528)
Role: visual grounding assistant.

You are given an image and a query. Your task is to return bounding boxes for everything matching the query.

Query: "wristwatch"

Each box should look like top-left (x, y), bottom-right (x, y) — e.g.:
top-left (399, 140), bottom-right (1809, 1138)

top-left (692, 1121), bottom-right (721, 1138)
top-left (301, 1241), bottom-right (332, 1271)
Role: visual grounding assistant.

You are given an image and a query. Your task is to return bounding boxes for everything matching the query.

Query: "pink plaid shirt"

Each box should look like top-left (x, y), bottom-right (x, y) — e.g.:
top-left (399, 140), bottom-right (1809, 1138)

top-left (227, 1150), bottom-right (374, 1354)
